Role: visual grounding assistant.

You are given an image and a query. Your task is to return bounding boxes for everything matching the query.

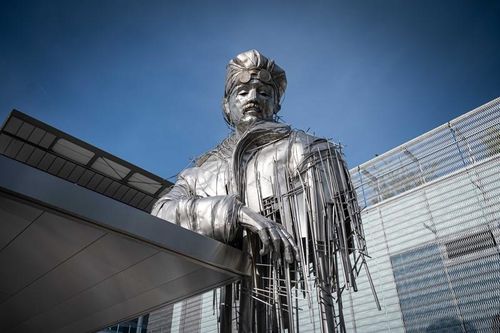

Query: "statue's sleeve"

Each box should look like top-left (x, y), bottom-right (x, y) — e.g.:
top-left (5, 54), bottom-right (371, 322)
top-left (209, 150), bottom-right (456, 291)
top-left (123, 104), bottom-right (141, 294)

top-left (290, 133), bottom-right (366, 290)
top-left (301, 136), bottom-right (364, 247)
top-left (151, 168), bottom-right (241, 243)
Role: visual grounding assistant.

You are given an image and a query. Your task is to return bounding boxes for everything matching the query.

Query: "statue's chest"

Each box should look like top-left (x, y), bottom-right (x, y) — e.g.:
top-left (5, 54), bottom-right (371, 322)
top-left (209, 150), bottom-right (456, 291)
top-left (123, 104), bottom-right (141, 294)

top-left (243, 142), bottom-right (290, 213)
top-left (197, 140), bottom-right (291, 214)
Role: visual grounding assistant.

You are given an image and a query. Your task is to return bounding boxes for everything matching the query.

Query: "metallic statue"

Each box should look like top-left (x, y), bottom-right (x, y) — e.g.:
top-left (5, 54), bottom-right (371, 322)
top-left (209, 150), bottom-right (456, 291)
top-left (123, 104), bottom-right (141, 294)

top-left (152, 50), bottom-right (378, 333)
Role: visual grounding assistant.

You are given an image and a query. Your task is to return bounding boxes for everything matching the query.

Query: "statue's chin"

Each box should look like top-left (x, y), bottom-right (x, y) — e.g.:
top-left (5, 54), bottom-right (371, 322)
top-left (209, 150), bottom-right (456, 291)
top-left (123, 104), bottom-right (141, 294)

top-left (235, 116), bottom-right (256, 131)
top-left (236, 116), bottom-right (274, 134)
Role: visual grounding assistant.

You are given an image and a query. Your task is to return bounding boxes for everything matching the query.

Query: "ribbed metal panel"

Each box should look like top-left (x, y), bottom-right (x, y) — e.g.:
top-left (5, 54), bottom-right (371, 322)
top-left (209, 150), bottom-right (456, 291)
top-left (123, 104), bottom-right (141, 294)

top-left (342, 157), bottom-right (500, 331)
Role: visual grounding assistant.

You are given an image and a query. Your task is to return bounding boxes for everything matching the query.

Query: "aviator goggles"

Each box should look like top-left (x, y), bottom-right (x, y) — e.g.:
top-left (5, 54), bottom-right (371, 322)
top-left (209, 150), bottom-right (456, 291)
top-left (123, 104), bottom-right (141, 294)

top-left (236, 69), bottom-right (273, 84)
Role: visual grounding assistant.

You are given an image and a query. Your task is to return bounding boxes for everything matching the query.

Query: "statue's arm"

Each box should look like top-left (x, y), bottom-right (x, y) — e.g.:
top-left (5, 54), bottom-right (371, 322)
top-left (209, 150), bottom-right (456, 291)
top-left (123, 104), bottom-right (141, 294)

top-left (151, 173), bottom-right (241, 243)
top-left (296, 135), bottom-right (365, 254)
top-left (152, 169), bottom-right (298, 263)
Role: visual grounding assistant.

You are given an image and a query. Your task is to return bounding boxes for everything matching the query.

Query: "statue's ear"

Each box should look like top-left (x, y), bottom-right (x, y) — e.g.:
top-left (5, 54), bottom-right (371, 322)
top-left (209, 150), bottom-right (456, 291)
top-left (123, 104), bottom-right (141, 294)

top-left (222, 97), bottom-right (231, 125)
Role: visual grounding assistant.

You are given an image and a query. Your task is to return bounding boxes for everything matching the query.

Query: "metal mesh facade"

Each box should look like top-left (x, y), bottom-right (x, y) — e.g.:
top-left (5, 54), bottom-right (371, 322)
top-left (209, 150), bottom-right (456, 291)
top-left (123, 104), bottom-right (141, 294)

top-left (351, 98), bottom-right (500, 209)
top-left (341, 97), bottom-right (500, 333)
top-left (107, 97), bottom-right (500, 332)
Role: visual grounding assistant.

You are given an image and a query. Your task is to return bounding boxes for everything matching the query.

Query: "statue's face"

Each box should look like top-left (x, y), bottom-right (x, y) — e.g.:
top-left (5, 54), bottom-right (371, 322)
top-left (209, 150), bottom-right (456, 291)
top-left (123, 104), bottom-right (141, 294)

top-left (227, 79), bottom-right (276, 130)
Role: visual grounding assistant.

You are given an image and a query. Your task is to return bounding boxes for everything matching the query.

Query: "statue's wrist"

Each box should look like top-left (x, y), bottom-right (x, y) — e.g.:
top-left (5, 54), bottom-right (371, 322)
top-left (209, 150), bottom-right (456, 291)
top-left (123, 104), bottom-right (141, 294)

top-left (237, 205), bottom-right (247, 226)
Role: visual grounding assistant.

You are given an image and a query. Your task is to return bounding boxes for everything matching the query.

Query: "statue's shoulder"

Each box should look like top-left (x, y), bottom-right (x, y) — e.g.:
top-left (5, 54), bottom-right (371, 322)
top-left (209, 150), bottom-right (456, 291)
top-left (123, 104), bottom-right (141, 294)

top-left (287, 129), bottom-right (344, 173)
top-left (194, 134), bottom-right (235, 167)
top-left (289, 129), bottom-right (341, 152)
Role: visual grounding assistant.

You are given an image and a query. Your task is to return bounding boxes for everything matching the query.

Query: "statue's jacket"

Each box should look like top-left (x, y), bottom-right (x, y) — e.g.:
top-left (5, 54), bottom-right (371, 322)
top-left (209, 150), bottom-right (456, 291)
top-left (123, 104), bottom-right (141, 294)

top-left (151, 121), bottom-right (367, 331)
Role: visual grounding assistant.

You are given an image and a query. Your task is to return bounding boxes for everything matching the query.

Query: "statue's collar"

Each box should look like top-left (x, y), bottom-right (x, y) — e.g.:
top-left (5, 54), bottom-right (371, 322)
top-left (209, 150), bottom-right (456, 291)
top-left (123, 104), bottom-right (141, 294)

top-left (197, 121), bottom-right (291, 166)
top-left (231, 121), bottom-right (291, 198)
top-left (234, 121), bottom-right (291, 147)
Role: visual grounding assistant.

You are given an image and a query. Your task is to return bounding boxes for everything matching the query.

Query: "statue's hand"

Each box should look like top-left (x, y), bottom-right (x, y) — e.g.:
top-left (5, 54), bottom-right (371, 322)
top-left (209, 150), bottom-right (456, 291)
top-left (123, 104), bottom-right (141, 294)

top-left (239, 206), bottom-right (299, 264)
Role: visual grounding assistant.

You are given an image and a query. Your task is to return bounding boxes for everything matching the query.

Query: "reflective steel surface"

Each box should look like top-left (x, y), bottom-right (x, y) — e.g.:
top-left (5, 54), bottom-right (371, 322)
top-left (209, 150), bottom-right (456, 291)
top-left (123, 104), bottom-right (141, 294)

top-left (152, 50), bottom-right (376, 333)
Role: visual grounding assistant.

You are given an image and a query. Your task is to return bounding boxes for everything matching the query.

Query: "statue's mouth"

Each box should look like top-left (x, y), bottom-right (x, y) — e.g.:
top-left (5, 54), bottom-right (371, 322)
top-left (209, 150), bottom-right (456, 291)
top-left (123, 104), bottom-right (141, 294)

top-left (242, 102), bottom-right (262, 115)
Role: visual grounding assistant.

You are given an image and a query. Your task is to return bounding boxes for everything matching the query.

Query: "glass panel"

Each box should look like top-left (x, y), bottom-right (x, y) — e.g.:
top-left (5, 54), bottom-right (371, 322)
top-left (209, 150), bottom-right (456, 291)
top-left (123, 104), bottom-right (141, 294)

top-left (128, 172), bottom-right (161, 194)
top-left (52, 138), bottom-right (94, 164)
top-left (91, 157), bottom-right (130, 180)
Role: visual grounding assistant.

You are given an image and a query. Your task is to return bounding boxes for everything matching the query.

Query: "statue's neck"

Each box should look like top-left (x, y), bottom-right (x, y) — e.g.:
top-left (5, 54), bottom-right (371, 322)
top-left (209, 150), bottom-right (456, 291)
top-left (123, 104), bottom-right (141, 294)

top-left (235, 120), bottom-right (257, 137)
top-left (231, 120), bottom-right (292, 145)
top-left (234, 119), bottom-right (274, 137)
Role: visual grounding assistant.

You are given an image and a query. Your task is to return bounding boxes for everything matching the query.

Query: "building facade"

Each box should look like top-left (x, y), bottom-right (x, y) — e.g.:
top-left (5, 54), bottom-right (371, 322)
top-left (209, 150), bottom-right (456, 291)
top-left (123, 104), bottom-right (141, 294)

top-left (107, 97), bottom-right (500, 332)
top-left (345, 97), bottom-right (500, 332)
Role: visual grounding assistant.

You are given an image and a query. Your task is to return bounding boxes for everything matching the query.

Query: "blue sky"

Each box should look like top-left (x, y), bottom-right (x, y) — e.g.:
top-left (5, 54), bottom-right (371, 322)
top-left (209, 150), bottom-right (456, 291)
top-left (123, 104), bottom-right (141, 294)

top-left (1, 0), bottom-right (499, 180)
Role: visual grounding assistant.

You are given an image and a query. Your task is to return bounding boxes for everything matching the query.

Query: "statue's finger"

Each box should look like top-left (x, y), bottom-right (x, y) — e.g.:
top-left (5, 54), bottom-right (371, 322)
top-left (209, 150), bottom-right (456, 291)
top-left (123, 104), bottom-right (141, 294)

top-left (284, 245), bottom-right (293, 263)
top-left (267, 226), bottom-right (281, 258)
top-left (276, 228), bottom-right (294, 263)
top-left (257, 229), bottom-right (270, 256)
top-left (279, 226), bottom-right (300, 262)
top-left (289, 237), bottom-right (300, 262)
top-left (285, 243), bottom-right (295, 263)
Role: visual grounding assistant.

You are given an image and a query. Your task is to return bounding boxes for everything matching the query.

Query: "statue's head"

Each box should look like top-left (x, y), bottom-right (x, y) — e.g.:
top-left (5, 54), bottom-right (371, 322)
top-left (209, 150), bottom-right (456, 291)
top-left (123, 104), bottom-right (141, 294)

top-left (223, 50), bottom-right (287, 131)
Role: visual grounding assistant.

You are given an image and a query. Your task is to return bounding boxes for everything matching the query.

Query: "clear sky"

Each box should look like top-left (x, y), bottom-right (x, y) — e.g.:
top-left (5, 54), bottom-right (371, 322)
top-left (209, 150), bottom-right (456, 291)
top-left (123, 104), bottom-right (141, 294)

top-left (1, 0), bottom-right (499, 180)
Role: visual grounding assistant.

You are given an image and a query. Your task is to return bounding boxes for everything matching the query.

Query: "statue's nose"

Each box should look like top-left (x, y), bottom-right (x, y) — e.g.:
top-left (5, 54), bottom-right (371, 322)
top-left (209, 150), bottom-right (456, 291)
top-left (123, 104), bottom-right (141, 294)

top-left (248, 88), bottom-right (257, 100)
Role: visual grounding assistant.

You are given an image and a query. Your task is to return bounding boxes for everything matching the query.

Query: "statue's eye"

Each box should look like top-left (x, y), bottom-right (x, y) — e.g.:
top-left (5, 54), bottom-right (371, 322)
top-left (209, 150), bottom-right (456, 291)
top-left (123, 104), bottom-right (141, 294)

top-left (259, 90), bottom-right (270, 97)
top-left (238, 90), bottom-right (248, 96)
